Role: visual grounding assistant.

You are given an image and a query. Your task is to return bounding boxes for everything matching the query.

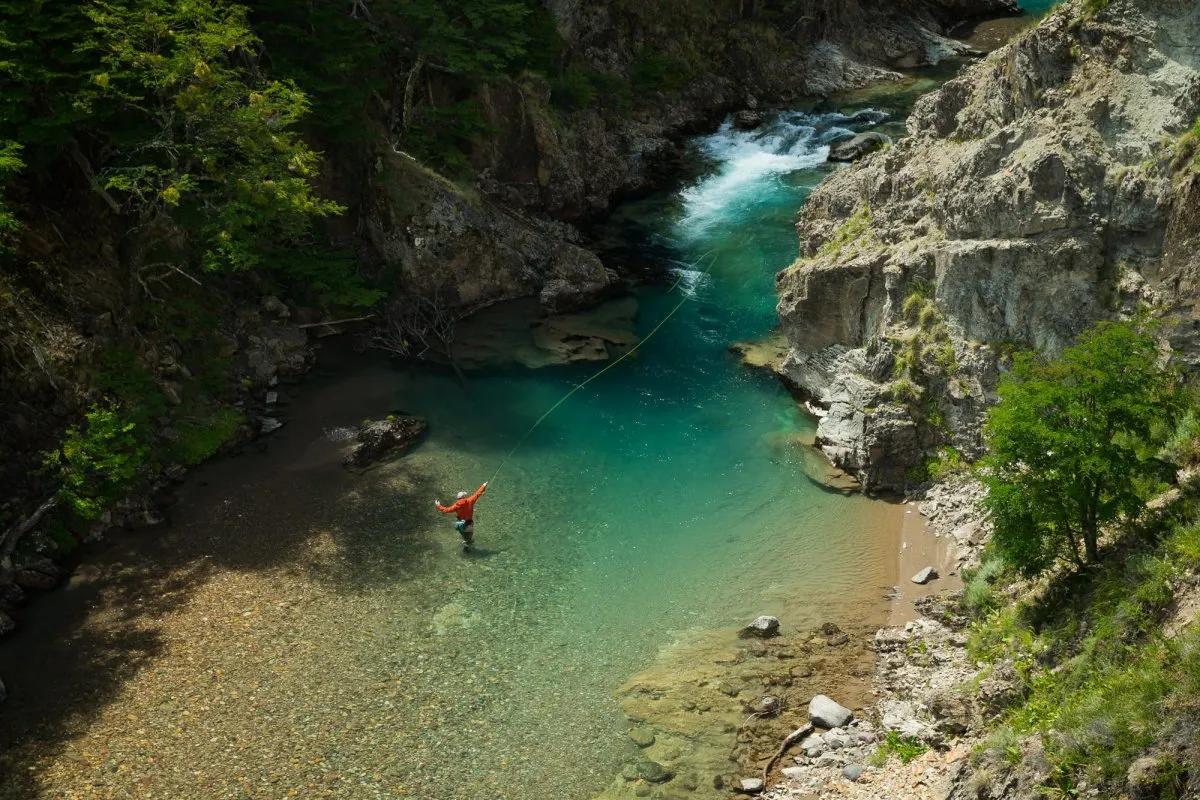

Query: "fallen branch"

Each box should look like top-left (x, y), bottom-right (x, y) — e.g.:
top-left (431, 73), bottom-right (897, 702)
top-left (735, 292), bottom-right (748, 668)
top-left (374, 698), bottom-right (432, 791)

top-left (296, 314), bottom-right (376, 330)
top-left (0, 494), bottom-right (60, 569)
top-left (762, 723), bottom-right (814, 785)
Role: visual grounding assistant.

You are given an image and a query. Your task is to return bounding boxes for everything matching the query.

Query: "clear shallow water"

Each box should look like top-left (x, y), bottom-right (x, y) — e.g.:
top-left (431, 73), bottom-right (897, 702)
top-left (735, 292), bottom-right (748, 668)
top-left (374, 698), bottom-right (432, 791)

top-left (0, 112), bottom-right (909, 800)
top-left (367, 109), bottom-right (909, 798)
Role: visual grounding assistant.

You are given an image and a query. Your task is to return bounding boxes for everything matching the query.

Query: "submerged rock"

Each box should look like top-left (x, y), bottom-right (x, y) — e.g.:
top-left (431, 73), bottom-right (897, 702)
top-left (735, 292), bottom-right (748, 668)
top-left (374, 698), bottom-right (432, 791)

top-left (739, 615), bottom-right (780, 639)
top-left (343, 415), bottom-right (428, 470)
top-left (809, 694), bottom-right (854, 728)
top-left (634, 760), bottom-right (673, 783)
top-left (628, 727), bottom-right (656, 748)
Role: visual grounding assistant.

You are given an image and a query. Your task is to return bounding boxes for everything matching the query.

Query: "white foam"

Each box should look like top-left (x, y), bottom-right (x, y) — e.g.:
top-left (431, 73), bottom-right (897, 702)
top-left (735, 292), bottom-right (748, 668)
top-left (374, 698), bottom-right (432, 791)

top-left (675, 110), bottom-right (886, 241)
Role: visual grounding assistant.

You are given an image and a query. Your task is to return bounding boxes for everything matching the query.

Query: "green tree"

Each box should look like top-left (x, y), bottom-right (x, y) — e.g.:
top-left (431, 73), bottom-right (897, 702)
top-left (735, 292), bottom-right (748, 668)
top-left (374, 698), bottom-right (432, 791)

top-left (43, 404), bottom-right (148, 519)
top-left (77, 0), bottom-right (342, 277)
top-left (981, 321), bottom-right (1182, 574)
top-left (0, 139), bottom-right (22, 244)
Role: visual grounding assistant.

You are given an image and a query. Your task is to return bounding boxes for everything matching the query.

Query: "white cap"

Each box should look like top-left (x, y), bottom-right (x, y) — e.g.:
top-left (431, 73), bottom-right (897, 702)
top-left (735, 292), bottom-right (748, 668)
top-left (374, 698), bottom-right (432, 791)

top-left (456, 491), bottom-right (469, 500)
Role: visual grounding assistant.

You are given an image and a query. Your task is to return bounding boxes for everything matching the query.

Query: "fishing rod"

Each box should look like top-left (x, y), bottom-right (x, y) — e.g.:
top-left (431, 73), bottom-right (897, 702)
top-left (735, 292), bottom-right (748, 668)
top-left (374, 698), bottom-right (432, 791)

top-left (485, 251), bottom-right (720, 486)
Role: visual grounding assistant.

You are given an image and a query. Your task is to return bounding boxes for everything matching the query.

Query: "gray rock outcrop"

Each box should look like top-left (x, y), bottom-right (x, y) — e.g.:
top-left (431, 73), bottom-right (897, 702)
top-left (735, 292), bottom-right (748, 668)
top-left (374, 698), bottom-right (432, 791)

top-left (828, 132), bottom-right (892, 162)
top-left (776, 0), bottom-right (1200, 490)
top-left (809, 694), bottom-right (854, 728)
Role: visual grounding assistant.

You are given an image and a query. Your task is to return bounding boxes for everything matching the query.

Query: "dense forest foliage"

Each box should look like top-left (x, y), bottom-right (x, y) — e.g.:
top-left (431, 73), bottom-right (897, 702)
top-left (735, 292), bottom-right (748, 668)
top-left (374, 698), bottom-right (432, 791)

top-left (0, 0), bottom-right (562, 289)
top-left (0, 0), bottom-right (570, 539)
top-left (0, 0), bottom-right (787, 543)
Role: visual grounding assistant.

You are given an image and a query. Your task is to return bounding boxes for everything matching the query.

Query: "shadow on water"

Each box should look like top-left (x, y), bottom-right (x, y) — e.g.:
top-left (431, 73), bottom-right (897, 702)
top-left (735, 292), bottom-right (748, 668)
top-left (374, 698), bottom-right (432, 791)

top-left (0, 346), bottom-right (443, 797)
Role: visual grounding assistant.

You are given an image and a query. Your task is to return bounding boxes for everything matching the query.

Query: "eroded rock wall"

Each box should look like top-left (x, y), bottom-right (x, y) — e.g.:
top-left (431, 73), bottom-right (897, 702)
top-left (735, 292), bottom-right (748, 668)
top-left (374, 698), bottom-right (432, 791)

top-left (776, 0), bottom-right (1200, 490)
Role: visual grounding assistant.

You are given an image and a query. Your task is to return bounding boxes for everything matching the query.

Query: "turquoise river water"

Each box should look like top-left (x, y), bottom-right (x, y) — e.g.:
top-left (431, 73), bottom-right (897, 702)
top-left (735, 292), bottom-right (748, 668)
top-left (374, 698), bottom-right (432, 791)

top-left (0, 31), bottom-right (1050, 794)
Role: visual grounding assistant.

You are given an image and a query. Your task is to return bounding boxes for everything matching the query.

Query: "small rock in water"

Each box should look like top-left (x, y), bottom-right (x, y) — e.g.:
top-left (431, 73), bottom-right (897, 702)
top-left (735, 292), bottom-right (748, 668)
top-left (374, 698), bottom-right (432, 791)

top-left (737, 777), bottom-right (764, 794)
top-left (259, 416), bottom-right (284, 434)
top-left (633, 761), bottom-right (673, 783)
top-left (738, 615), bottom-right (780, 639)
top-left (809, 694), bottom-right (854, 728)
top-left (756, 695), bottom-right (781, 716)
top-left (628, 727), bottom-right (656, 748)
top-left (911, 566), bottom-right (938, 585)
top-left (843, 764), bottom-right (864, 781)
top-left (0, 675), bottom-right (6, 703)
top-left (0, 611), bottom-right (14, 637)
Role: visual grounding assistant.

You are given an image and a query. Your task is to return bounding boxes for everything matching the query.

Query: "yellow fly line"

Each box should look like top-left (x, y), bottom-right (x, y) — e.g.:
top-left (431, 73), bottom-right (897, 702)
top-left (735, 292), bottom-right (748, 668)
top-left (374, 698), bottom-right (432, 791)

top-left (486, 251), bottom-right (719, 485)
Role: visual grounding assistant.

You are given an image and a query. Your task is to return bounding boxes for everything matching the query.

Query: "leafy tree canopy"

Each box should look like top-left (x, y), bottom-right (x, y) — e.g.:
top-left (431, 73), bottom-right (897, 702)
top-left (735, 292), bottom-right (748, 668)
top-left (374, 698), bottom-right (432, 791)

top-left (981, 320), bottom-right (1184, 575)
top-left (80, 0), bottom-right (343, 272)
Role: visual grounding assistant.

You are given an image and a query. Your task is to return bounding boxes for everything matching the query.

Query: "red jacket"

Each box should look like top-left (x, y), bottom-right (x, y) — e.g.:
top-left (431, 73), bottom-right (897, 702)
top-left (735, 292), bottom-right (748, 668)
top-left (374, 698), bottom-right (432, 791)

top-left (437, 483), bottom-right (487, 521)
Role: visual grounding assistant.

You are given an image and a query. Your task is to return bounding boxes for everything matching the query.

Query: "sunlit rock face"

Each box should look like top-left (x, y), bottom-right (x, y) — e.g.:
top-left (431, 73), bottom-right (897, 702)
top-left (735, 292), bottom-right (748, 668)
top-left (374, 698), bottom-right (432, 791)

top-left (777, 0), bottom-right (1200, 490)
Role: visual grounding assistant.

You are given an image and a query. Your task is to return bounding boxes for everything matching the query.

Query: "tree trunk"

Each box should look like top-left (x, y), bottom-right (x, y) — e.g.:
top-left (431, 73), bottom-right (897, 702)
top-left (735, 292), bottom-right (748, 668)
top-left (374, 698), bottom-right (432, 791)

top-left (401, 53), bottom-right (426, 133)
top-left (1083, 522), bottom-right (1099, 562)
top-left (1082, 481), bottom-right (1102, 562)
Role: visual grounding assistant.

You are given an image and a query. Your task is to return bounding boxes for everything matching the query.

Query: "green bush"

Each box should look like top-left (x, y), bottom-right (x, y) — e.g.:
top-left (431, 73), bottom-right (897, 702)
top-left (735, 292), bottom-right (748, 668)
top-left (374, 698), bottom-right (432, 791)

top-left (869, 731), bottom-right (929, 766)
top-left (404, 99), bottom-right (494, 177)
top-left (267, 247), bottom-right (384, 310)
top-left (1159, 406), bottom-right (1200, 467)
top-left (95, 346), bottom-right (167, 427)
top-left (632, 51), bottom-right (694, 93)
top-left (551, 66), bottom-right (631, 112)
top-left (44, 404), bottom-right (148, 519)
top-left (963, 556), bottom-right (1005, 614)
top-left (167, 405), bottom-right (244, 465)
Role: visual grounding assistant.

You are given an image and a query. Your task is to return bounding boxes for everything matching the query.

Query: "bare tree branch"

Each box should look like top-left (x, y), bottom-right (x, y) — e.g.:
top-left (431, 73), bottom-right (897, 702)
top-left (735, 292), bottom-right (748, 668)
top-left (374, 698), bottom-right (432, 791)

top-left (0, 494), bottom-right (60, 570)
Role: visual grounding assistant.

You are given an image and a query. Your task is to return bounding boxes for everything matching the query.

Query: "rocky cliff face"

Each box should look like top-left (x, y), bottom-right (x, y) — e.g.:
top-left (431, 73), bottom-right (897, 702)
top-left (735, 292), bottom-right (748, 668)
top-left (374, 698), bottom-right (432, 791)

top-left (329, 0), bottom-right (1022, 322)
top-left (776, 0), bottom-right (1200, 490)
top-left (476, 0), bottom-right (1021, 221)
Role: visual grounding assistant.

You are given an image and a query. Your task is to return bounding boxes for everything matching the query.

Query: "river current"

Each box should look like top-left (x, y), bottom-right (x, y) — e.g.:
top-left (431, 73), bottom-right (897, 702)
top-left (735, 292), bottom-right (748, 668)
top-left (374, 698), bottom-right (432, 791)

top-left (0, 8), bottom-right (1092, 781)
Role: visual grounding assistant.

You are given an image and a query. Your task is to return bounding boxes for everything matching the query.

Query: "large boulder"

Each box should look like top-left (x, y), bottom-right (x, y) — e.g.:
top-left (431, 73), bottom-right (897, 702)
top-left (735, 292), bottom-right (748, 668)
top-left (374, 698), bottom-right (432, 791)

top-left (343, 416), bottom-right (428, 470)
top-left (245, 325), bottom-right (312, 384)
top-left (827, 132), bottom-right (891, 162)
top-left (809, 694), bottom-right (853, 728)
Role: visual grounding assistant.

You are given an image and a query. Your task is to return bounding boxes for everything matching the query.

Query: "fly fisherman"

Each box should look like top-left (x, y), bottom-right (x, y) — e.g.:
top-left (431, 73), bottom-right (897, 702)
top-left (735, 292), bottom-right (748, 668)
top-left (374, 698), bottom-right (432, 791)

top-left (435, 482), bottom-right (488, 552)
